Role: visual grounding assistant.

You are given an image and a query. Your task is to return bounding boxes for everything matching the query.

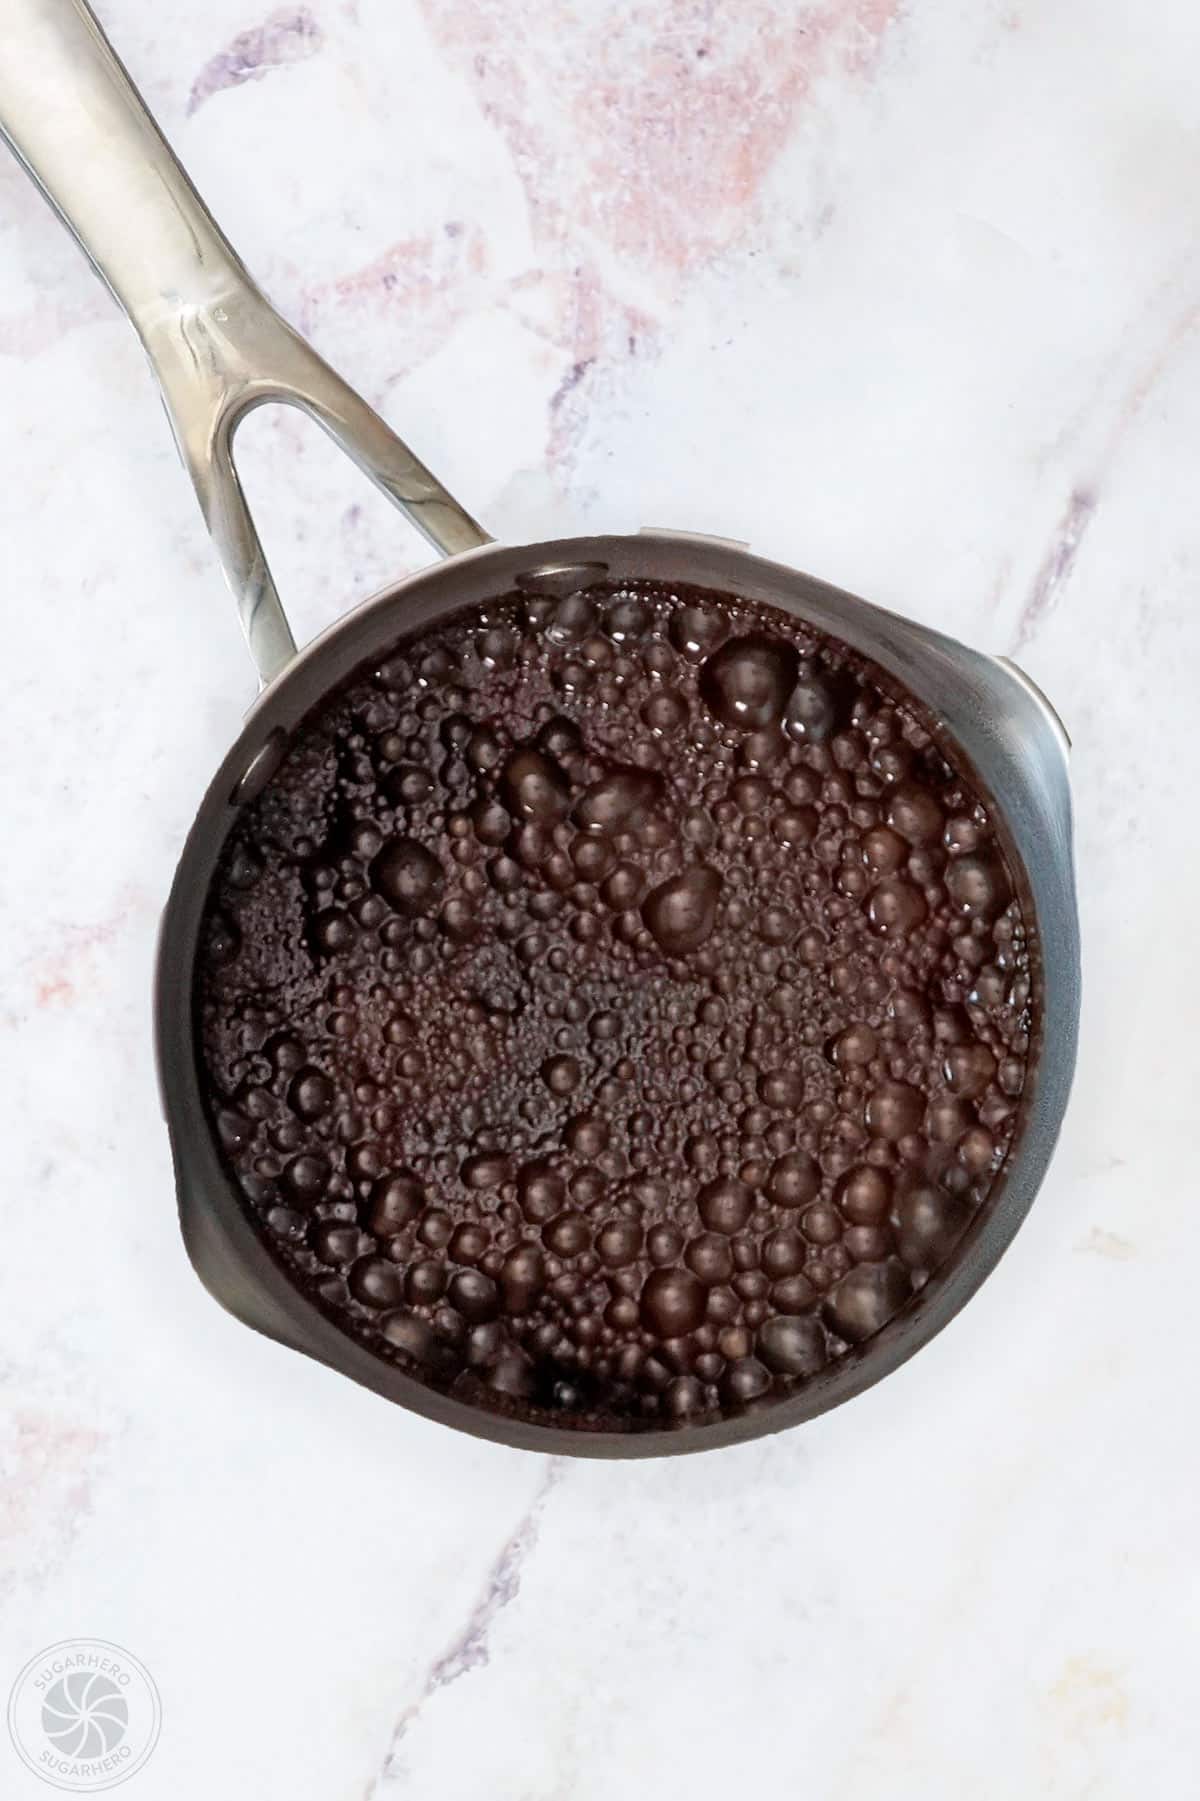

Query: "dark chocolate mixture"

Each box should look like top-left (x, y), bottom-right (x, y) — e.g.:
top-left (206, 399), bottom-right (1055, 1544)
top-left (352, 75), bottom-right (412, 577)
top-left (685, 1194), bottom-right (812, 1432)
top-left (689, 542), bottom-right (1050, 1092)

top-left (195, 580), bottom-right (1034, 1434)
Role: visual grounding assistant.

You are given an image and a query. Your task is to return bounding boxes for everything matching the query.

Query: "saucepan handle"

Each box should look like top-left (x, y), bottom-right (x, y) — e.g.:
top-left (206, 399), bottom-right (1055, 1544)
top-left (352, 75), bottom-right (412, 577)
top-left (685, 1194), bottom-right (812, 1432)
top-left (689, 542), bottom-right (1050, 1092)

top-left (0, 0), bottom-right (489, 686)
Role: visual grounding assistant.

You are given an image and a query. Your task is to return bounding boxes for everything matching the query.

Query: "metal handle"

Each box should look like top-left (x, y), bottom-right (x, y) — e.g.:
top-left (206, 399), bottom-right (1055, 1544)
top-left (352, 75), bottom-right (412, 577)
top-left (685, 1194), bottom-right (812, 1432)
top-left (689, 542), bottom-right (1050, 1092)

top-left (0, 0), bottom-right (490, 685)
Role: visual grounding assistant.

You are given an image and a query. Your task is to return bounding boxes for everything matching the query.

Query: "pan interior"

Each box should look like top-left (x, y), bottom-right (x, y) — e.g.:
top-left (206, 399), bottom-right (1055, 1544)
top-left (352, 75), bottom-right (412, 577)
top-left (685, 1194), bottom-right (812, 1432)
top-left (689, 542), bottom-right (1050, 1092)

top-left (187, 568), bottom-right (1038, 1446)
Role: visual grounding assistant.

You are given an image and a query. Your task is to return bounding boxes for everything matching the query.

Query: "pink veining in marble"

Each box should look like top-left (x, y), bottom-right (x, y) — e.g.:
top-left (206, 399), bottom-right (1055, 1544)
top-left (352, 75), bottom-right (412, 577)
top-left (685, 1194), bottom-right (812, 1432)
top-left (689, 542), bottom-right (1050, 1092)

top-left (416, 0), bottom-right (899, 477)
top-left (187, 6), bottom-right (324, 116)
top-left (422, 0), bottom-right (899, 273)
top-left (0, 1411), bottom-right (106, 1593)
top-left (300, 223), bottom-right (490, 371)
top-left (27, 891), bottom-right (145, 1011)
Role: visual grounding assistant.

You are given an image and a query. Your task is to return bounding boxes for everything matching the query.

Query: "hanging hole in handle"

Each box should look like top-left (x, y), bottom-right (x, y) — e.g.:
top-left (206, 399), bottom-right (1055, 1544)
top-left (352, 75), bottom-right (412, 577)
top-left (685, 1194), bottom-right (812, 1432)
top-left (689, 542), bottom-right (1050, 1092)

top-left (230, 402), bottom-right (441, 654)
top-left (151, 288), bottom-right (489, 688)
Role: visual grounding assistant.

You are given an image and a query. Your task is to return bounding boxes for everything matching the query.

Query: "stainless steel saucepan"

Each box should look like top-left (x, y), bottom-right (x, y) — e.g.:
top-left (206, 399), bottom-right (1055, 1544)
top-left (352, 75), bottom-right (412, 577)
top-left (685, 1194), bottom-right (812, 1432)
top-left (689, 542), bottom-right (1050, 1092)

top-left (0, 0), bottom-right (1080, 1455)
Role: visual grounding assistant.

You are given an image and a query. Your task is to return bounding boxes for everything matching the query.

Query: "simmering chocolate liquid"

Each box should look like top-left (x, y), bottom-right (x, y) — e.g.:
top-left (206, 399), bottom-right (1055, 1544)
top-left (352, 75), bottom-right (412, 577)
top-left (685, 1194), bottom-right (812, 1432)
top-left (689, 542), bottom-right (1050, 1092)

top-left (195, 581), bottom-right (1034, 1434)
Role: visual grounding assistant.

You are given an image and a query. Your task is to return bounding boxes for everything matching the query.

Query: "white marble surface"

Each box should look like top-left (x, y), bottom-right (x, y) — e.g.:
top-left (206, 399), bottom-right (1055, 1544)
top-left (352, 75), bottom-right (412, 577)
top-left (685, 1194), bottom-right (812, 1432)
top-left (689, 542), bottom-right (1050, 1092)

top-left (3, 1), bottom-right (1199, 1795)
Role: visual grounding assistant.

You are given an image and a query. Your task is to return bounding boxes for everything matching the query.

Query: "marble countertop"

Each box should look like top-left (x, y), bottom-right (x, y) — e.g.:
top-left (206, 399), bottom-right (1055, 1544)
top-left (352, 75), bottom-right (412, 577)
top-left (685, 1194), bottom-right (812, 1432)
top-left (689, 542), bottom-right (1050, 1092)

top-left (3, 1), bottom-right (1198, 1795)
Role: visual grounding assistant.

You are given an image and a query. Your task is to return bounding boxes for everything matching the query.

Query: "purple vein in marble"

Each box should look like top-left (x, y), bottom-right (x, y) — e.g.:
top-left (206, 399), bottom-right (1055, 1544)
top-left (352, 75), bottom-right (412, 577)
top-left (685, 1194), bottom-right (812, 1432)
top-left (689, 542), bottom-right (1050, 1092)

top-left (366, 1459), bottom-right (564, 1795)
top-left (187, 7), bottom-right (323, 116)
top-left (1012, 487), bottom-right (1097, 653)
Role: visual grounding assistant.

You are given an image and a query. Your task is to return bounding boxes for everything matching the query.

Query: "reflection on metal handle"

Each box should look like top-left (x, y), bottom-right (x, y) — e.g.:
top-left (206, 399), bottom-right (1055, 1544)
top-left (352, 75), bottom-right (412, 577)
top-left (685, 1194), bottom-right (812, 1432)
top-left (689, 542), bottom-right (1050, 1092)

top-left (0, 0), bottom-right (490, 686)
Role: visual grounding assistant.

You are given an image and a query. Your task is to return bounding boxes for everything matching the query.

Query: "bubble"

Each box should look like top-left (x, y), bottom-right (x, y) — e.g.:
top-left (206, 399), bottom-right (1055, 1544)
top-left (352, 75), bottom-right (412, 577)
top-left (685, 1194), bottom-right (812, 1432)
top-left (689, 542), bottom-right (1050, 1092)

top-left (461, 1152), bottom-right (511, 1189)
top-left (281, 1153), bottom-right (330, 1206)
top-left (731, 775), bottom-right (771, 814)
top-left (783, 670), bottom-right (837, 744)
top-left (845, 1223), bottom-right (893, 1262)
top-left (943, 814), bottom-right (983, 855)
top-left (772, 805), bottom-right (818, 848)
top-left (217, 1109), bottom-right (251, 1153)
top-left (685, 1232), bottom-right (735, 1284)
top-left (266, 1204), bottom-right (304, 1240)
top-left (761, 1229), bottom-right (806, 1278)
top-left (381, 1310), bottom-right (439, 1362)
top-left (757, 1068), bottom-right (804, 1110)
top-left (501, 748), bottom-right (570, 822)
top-left (206, 910), bottom-right (241, 965)
top-left (698, 1177), bottom-right (754, 1233)
top-left (465, 1321), bottom-right (503, 1366)
top-left (441, 897), bottom-right (478, 940)
top-left (668, 604), bottom-right (727, 661)
top-left (541, 1054), bottom-right (581, 1095)
top-left (885, 783), bottom-right (943, 844)
top-left (833, 1024), bottom-right (877, 1068)
top-left (866, 1080), bottom-right (924, 1140)
top-left (449, 1223), bottom-right (490, 1266)
top-left (642, 691), bottom-right (689, 734)
top-left (861, 826), bottom-right (907, 876)
top-left (601, 863), bottom-right (644, 910)
top-left (665, 1375), bottom-right (706, 1418)
top-left (470, 797), bottom-right (511, 847)
top-left (927, 1096), bottom-right (975, 1143)
top-left (518, 1162), bottom-right (565, 1221)
top-left (835, 1165), bottom-right (890, 1224)
top-left (369, 1172), bottom-right (424, 1234)
top-left (347, 1140), bottom-right (386, 1183)
top-left (769, 1274), bottom-right (817, 1313)
top-left (802, 1203), bottom-right (841, 1246)
top-left (488, 1349), bottom-right (536, 1397)
top-left (501, 1244), bottom-right (546, 1312)
top-left (758, 906), bottom-right (798, 945)
top-left (571, 836), bottom-right (616, 883)
top-left (642, 866), bottom-right (722, 955)
top-left (867, 879), bottom-right (927, 938)
top-left (313, 1221), bottom-right (363, 1265)
top-left (388, 765), bottom-right (434, 808)
top-left (894, 1183), bottom-right (971, 1269)
top-left (700, 636), bottom-right (798, 730)
top-left (647, 1222), bottom-right (685, 1265)
top-left (544, 1212), bottom-right (591, 1257)
top-left (888, 987), bottom-right (931, 1033)
top-left (739, 728), bottom-right (786, 771)
top-left (574, 766), bottom-right (662, 835)
top-left (958, 1125), bottom-right (996, 1174)
top-left (476, 625), bottom-right (518, 669)
top-left (596, 1219), bottom-right (643, 1269)
top-left (406, 1259), bottom-right (448, 1304)
top-left (463, 725), bottom-right (502, 772)
top-left (566, 1114), bottom-right (609, 1157)
top-left (448, 1269), bottom-right (500, 1322)
top-left (640, 1266), bottom-right (708, 1336)
top-left (822, 1261), bottom-right (911, 1343)
top-left (370, 838), bottom-right (444, 915)
top-left (766, 1152), bottom-right (820, 1209)
top-left (314, 910), bottom-right (357, 955)
top-left (227, 844), bottom-right (262, 891)
top-left (721, 1356), bottom-right (772, 1404)
top-left (350, 1256), bottom-right (405, 1309)
top-left (946, 852), bottom-right (1011, 918)
top-left (418, 1209), bottom-right (454, 1249)
top-left (758, 1314), bottom-right (826, 1376)
top-left (606, 598), bottom-right (652, 642)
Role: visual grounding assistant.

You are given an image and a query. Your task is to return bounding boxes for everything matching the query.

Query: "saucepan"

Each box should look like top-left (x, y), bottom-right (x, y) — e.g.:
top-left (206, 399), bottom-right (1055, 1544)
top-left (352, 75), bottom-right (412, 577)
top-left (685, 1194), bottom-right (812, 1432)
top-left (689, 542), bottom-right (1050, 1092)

top-left (0, 0), bottom-right (1079, 1455)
